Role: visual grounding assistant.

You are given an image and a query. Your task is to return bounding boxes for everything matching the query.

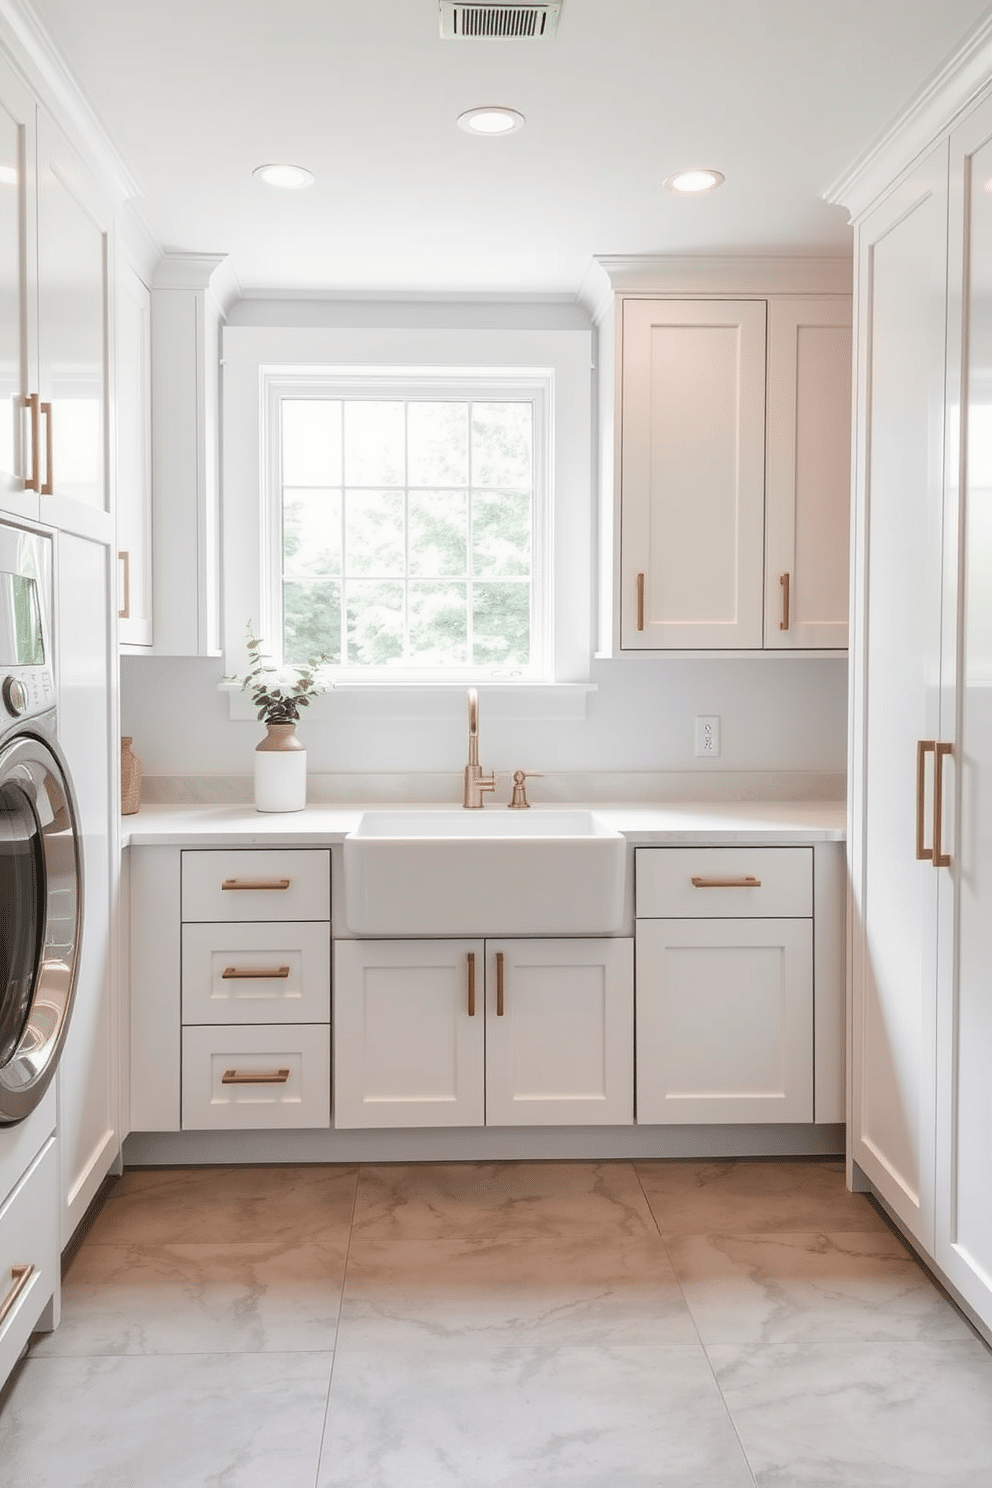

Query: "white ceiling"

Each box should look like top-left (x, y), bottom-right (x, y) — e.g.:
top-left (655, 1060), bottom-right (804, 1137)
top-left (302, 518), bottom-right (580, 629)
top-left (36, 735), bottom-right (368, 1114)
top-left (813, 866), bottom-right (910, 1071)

top-left (27, 0), bottom-right (992, 297)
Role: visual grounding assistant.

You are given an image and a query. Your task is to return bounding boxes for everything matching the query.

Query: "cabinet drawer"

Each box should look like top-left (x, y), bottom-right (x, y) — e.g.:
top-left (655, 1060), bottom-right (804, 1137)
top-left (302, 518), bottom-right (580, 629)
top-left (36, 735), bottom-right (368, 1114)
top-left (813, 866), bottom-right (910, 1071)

top-left (182, 922), bottom-right (330, 1025)
top-left (181, 849), bottom-right (330, 922)
top-left (635, 846), bottom-right (812, 918)
top-left (0, 1139), bottom-right (58, 1388)
top-left (181, 1024), bottom-right (330, 1130)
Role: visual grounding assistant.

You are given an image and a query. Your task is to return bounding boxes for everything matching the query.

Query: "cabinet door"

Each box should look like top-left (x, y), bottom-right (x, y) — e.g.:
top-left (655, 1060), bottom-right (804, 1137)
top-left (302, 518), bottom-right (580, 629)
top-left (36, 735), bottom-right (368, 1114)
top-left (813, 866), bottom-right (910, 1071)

top-left (115, 261), bottom-right (153, 647)
top-left (849, 146), bottom-right (949, 1249)
top-left (35, 110), bottom-right (110, 535)
top-left (620, 298), bottom-right (766, 649)
top-left (0, 58), bottom-right (37, 524)
top-left (764, 297), bottom-right (852, 649)
top-left (333, 939), bottom-right (484, 1129)
top-left (636, 918), bottom-right (812, 1124)
top-left (484, 938), bottom-right (633, 1126)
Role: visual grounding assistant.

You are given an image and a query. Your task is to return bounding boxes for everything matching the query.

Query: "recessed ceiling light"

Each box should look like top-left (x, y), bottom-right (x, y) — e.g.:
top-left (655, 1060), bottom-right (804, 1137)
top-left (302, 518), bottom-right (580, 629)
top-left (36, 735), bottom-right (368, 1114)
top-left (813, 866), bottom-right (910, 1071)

top-left (0, 165), bottom-right (17, 187)
top-left (457, 106), bottom-right (525, 136)
top-left (252, 163), bottom-right (314, 190)
top-left (665, 169), bottom-right (725, 195)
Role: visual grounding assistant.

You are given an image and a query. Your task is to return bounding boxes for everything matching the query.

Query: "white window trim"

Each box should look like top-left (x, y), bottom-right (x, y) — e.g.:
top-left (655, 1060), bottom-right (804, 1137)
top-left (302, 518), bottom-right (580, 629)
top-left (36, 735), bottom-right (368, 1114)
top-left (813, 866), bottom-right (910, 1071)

top-left (221, 323), bottom-right (595, 720)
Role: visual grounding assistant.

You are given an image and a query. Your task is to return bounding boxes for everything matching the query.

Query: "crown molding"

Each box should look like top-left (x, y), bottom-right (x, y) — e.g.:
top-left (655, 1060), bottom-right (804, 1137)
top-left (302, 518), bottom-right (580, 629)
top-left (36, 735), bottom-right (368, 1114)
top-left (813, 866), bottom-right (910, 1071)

top-left (587, 254), bottom-right (852, 301)
top-left (154, 250), bottom-right (243, 317)
top-left (824, 10), bottom-right (992, 221)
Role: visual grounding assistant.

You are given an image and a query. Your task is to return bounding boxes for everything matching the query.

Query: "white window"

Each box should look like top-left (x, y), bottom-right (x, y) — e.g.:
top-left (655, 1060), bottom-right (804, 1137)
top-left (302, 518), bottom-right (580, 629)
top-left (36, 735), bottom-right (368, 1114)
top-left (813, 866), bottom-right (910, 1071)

top-left (264, 373), bottom-right (549, 679)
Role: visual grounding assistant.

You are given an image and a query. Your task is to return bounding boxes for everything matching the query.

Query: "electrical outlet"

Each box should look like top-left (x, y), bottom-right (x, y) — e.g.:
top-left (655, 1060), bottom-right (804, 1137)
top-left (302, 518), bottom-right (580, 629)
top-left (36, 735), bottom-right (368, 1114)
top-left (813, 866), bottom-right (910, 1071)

top-left (695, 715), bottom-right (721, 758)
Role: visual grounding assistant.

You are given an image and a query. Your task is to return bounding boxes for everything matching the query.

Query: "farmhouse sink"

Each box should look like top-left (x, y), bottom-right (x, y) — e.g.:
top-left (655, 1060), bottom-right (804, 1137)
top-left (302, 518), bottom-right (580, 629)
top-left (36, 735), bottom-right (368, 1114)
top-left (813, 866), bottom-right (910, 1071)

top-left (343, 809), bottom-right (626, 936)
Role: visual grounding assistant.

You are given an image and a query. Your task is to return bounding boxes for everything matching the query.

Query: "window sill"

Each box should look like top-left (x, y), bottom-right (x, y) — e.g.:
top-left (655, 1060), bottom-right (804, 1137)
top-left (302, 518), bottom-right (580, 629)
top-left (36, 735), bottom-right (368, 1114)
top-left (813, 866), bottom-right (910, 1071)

top-left (219, 680), bottom-right (597, 723)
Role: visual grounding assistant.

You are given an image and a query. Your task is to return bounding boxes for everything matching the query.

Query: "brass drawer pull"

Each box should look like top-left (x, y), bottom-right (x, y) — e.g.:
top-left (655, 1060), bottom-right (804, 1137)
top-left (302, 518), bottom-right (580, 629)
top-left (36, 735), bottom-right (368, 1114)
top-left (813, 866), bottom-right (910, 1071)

top-left (118, 550), bottom-right (131, 620)
top-left (780, 571), bottom-right (791, 631)
top-left (0, 1263), bottom-right (34, 1327)
top-left (221, 966), bottom-right (291, 980)
top-left (934, 741), bottom-right (953, 869)
top-left (636, 572), bottom-right (645, 631)
top-left (24, 393), bottom-right (39, 492)
top-left (40, 400), bottom-right (53, 495)
top-left (691, 875), bottom-right (762, 888)
top-left (467, 951), bottom-right (476, 1017)
top-left (916, 739), bottom-right (935, 861)
top-left (496, 950), bottom-right (505, 1016)
top-left (221, 878), bottom-right (291, 891)
top-left (221, 1068), bottom-right (291, 1085)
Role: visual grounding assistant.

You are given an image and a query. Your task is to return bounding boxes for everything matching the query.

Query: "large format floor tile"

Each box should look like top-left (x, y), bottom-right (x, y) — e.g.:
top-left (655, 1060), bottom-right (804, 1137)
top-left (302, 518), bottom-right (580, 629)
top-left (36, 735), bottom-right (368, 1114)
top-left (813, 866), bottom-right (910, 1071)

top-left (709, 1340), bottom-right (992, 1487)
top-left (664, 1230), bottom-right (974, 1344)
top-left (317, 1344), bottom-right (757, 1488)
top-left (0, 1351), bottom-right (334, 1488)
top-left (634, 1158), bottom-right (889, 1235)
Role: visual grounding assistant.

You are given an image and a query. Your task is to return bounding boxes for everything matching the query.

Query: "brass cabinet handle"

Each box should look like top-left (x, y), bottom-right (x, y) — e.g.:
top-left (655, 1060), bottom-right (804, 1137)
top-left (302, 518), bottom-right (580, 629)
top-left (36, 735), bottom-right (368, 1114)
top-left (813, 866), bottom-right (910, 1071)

top-left (221, 1068), bottom-right (291, 1085)
top-left (467, 951), bottom-right (476, 1017)
top-left (40, 400), bottom-right (53, 495)
top-left (691, 875), bottom-right (762, 888)
top-left (0, 1264), bottom-right (34, 1327)
top-left (496, 950), bottom-right (505, 1016)
top-left (780, 571), bottom-right (791, 631)
top-left (24, 393), bottom-right (40, 492)
top-left (221, 965), bottom-right (290, 980)
top-left (934, 741), bottom-right (953, 869)
top-left (916, 740), bottom-right (936, 861)
top-left (636, 572), bottom-right (645, 631)
top-left (118, 550), bottom-right (131, 619)
top-left (221, 878), bottom-right (291, 891)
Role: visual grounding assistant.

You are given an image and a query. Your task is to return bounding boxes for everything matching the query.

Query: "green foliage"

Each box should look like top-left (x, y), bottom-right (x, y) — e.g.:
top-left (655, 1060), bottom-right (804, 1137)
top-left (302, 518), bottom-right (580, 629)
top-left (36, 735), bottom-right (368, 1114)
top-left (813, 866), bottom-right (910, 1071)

top-left (231, 622), bottom-right (333, 724)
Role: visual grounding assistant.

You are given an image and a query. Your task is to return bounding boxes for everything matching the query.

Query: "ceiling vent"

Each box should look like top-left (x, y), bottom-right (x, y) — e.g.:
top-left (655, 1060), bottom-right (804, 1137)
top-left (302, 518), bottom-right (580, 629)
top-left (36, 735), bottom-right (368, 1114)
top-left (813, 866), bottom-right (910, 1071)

top-left (439, 3), bottom-right (562, 40)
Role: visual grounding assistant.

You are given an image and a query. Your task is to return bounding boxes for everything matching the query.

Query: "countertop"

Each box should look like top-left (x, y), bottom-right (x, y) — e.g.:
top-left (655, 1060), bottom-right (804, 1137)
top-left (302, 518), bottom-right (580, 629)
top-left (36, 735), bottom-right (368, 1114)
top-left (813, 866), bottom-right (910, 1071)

top-left (121, 800), bottom-right (846, 847)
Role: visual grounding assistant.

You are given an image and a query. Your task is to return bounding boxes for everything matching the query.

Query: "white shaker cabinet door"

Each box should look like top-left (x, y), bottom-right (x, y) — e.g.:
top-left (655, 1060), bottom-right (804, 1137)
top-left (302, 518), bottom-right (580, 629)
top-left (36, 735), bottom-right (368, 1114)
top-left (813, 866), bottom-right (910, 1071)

top-left (0, 57), bottom-right (37, 525)
top-left (620, 298), bottom-right (767, 650)
top-left (333, 940), bottom-right (485, 1129)
top-left (484, 938), bottom-right (633, 1127)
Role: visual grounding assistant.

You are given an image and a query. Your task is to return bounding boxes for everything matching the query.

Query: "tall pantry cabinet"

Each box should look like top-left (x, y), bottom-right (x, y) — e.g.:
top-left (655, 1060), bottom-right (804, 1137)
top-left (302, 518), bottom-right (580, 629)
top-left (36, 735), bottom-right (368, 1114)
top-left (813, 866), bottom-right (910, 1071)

top-left (843, 45), bottom-right (992, 1334)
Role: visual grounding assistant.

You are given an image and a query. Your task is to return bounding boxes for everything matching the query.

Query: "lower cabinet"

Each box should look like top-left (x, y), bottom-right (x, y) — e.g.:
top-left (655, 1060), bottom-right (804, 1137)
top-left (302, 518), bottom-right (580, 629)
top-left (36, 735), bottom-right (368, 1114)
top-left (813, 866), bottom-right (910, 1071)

top-left (333, 938), bottom-right (634, 1129)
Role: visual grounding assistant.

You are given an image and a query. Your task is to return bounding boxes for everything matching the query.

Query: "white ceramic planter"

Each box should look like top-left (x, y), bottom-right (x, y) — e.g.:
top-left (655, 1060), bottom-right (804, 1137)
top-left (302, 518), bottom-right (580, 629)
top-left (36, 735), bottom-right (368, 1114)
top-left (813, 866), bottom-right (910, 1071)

top-left (254, 723), bottom-right (307, 812)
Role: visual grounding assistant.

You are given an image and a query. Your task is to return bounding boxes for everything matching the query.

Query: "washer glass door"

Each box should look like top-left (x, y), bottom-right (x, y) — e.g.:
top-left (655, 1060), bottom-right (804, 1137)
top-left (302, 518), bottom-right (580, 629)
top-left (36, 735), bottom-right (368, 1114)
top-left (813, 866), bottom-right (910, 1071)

top-left (0, 780), bottom-right (45, 1063)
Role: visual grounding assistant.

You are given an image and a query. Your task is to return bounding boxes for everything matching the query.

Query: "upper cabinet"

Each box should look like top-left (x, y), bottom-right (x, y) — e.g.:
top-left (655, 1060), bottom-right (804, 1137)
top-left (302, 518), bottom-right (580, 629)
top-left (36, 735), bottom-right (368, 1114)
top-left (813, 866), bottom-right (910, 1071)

top-left (0, 54), bottom-right (112, 541)
top-left (597, 264), bottom-right (852, 655)
top-left (115, 259), bottom-right (153, 647)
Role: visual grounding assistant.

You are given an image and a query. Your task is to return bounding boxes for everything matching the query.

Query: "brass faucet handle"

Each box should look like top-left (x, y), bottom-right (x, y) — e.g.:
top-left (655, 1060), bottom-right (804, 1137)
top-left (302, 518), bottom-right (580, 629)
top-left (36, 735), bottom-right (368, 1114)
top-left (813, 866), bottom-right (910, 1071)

top-left (508, 770), bottom-right (543, 809)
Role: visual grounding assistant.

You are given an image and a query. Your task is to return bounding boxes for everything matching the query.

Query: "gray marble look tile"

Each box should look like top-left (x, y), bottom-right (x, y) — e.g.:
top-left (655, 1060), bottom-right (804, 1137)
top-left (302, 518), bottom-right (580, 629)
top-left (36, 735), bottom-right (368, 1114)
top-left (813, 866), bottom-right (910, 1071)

top-left (709, 1340), bottom-right (992, 1487)
top-left (352, 1161), bottom-right (661, 1243)
top-left (85, 1163), bottom-right (358, 1245)
top-left (317, 1344), bottom-right (757, 1488)
top-left (0, 1351), bottom-right (333, 1488)
top-left (664, 1231), bottom-right (974, 1344)
top-left (337, 1229), bottom-right (697, 1350)
top-left (635, 1159), bottom-right (889, 1235)
top-left (30, 1234), bottom-right (348, 1356)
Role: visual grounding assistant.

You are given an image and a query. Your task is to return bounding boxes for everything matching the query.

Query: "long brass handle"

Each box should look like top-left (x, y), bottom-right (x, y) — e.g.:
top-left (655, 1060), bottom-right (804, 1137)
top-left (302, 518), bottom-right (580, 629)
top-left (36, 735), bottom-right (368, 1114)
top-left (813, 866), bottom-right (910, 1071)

top-left (496, 950), bottom-right (505, 1016)
top-left (24, 393), bottom-right (39, 492)
top-left (780, 572), bottom-right (791, 631)
top-left (221, 878), bottom-right (291, 891)
top-left (467, 951), bottom-right (476, 1017)
top-left (934, 741), bottom-right (953, 869)
top-left (221, 1068), bottom-right (291, 1085)
top-left (916, 740), bottom-right (935, 861)
top-left (118, 550), bottom-right (131, 620)
top-left (221, 965), bottom-right (291, 980)
top-left (40, 401), bottom-right (53, 495)
top-left (636, 572), bottom-right (645, 631)
top-left (691, 875), bottom-right (762, 888)
top-left (0, 1264), bottom-right (34, 1327)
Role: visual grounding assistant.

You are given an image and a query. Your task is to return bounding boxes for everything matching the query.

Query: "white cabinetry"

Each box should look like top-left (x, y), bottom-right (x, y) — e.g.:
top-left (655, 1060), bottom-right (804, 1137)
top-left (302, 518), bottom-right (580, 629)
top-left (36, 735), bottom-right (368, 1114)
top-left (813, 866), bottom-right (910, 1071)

top-left (333, 937), bottom-right (633, 1130)
top-left (115, 260), bottom-right (153, 648)
top-left (0, 1090), bottom-right (59, 1389)
top-left (606, 273), bottom-right (851, 654)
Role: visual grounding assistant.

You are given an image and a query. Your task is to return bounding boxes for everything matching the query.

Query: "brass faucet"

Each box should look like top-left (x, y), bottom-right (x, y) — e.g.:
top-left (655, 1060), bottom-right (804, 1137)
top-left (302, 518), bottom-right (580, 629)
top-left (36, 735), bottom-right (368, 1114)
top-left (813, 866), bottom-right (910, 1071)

top-left (463, 688), bottom-right (496, 808)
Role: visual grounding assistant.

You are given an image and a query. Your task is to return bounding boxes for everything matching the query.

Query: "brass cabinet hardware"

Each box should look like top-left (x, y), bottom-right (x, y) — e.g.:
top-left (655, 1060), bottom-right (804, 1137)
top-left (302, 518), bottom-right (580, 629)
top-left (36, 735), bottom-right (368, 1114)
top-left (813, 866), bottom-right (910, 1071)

top-left (221, 878), bottom-right (291, 891)
top-left (636, 572), bottom-right (645, 631)
top-left (0, 1264), bottom-right (34, 1327)
top-left (118, 550), bottom-right (131, 620)
top-left (24, 393), bottom-right (40, 492)
top-left (40, 401), bottom-right (53, 494)
top-left (934, 741), bottom-right (953, 869)
top-left (221, 1068), bottom-right (291, 1085)
top-left (496, 950), bottom-right (505, 1016)
top-left (221, 965), bottom-right (291, 980)
top-left (780, 571), bottom-right (791, 631)
top-left (467, 951), bottom-right (476, 1016)
top-left (916, 740), bottom-right (936, 861)
top-left (691, 875), bottom-right (762, 888)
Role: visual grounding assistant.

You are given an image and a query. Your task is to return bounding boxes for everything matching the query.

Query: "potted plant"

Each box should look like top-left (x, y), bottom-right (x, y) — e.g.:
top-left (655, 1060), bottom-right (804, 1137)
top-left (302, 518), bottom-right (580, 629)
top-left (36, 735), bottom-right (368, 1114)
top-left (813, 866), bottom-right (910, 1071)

top-left (232, 624), bottom-right (333, 812)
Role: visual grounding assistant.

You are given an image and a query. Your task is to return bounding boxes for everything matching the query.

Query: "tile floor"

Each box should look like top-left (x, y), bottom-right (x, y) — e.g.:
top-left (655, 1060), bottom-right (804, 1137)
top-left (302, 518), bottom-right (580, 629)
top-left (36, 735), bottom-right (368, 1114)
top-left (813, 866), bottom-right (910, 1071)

top-left (2, 1158), bottom-right (992, 1487)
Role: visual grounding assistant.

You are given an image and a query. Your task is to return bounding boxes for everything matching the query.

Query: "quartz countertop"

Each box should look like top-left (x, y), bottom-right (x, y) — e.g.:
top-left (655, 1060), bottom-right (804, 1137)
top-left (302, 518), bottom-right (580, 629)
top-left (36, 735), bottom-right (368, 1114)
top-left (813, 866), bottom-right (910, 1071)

top-left (121, 799), bottom-right (845, 847)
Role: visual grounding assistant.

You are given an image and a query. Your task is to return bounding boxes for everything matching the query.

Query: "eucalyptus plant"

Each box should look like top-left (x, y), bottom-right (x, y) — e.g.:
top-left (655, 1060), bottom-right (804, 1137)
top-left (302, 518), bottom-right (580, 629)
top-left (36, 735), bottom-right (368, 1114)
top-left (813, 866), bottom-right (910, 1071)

top-left (232, 622), bottom-right (333, 725)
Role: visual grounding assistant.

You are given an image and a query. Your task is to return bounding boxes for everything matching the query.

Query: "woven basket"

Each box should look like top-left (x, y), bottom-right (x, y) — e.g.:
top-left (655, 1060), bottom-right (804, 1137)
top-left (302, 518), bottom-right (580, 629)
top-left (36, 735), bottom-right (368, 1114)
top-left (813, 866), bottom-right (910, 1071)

top-left (121, 736), bottom-right (142, 815)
